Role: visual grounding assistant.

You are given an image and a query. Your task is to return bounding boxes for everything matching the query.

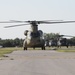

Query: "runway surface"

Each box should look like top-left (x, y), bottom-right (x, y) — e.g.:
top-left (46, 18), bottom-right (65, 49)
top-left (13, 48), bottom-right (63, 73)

top-left (0, 50), bottom-right (75, 75)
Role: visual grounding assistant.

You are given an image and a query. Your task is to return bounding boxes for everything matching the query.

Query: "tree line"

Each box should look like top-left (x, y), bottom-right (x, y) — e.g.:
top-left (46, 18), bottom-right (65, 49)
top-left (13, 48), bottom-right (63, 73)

top-left (44, 33), bottom-right (75, 46)
top-left (0, 33), bottom-right (75, 47)
top-left (0, 38), bottom-right (24, 47)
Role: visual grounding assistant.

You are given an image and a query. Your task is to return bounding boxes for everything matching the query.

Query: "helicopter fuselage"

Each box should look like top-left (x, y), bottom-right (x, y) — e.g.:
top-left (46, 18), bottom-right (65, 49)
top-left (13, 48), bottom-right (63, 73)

top-left (24, 31), bottom-right (45, 47)
top-left (23, 23), bottom-right (45, 50)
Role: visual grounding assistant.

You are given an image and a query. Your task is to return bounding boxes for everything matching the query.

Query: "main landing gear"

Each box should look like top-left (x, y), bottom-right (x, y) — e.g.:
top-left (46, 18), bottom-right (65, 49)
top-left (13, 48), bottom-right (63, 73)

top-left (24, 47), bottom-right (27, 50)
top-left (42, 46), bottom-right (45, 50)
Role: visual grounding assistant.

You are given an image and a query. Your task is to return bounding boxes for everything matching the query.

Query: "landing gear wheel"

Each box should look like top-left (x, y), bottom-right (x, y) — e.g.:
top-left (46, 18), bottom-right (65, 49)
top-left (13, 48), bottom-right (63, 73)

top-left (24, 47), bottom-right (27, 50)
top-left (33, 47), bottom-right (35, 50)
top-left (42, 46), bottom-right (45, 50)
top-left (43, 46), bottom-right (45, 50)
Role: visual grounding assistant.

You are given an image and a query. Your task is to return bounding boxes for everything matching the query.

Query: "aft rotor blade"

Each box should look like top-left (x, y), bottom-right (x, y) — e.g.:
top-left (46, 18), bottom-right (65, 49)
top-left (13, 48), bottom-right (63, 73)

top-left (4, 24), bottom-right (29, 28)
top-left (39, 21), bottom-right (75, 24)
top-left (9, 20), bottom-right (63, 24)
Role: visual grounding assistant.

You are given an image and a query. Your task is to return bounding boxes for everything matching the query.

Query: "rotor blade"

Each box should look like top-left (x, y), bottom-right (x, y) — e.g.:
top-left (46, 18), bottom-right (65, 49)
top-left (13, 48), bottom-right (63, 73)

top-left (10, 20), bottom-right (26, 23)
top-left (0, 21), bottom-right (18, 23)
top-left (4, 24), bottom-right (29, 28)
top-left (57, 35), bottom-right (75, 38)
top-left (9, 20), bottom-right (63, 24)
top-left (39, 21), bottom-right (75, 24)
top-left (61, 35), bottom-right (75, 37)
top-left (0, 20), bottom-right (66, 24)
top-left (38, 20), bottom-right (63, 22)
top-left (0, 20), bottom-right (26, 23)
top-left (1, 20), bottom-right (75, 24)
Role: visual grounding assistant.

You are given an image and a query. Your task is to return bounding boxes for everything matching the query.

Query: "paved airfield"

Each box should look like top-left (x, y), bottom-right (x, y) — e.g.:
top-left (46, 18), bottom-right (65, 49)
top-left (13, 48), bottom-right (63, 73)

top-left (0, 50), bottom-right (75, 75)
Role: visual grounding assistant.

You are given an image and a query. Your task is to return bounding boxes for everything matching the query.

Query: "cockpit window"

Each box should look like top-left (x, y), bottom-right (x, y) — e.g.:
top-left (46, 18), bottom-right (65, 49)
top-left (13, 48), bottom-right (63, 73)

top-left (30, 32), bottom-right (40, 38)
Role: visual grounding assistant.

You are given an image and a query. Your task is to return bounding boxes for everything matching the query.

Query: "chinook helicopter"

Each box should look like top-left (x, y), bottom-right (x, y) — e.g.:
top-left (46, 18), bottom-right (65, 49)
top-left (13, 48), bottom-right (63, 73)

top-left (44, 34), bottom-right (75, 47)
top-left (56, 35), bottom-right (75, 48)
top-left (0, 20), bottom-right (75, 50)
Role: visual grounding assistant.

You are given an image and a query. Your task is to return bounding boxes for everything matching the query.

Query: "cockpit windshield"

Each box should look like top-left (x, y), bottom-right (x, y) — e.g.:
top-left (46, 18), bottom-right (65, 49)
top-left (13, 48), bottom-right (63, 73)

top-left (30, 32), bottom-right (40, 38)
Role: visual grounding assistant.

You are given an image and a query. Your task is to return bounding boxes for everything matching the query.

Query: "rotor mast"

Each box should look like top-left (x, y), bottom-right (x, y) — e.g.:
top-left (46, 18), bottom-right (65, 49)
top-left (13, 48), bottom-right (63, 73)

top-left (30, 21), bottom-right (38, 33)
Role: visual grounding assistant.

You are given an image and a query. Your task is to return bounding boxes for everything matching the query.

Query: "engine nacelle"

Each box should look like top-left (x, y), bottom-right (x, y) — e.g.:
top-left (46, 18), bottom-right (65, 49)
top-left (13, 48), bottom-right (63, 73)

top-left (38, 30), bottom-right (43, 36)
top-left (24, 30), bottom-right (28, 36)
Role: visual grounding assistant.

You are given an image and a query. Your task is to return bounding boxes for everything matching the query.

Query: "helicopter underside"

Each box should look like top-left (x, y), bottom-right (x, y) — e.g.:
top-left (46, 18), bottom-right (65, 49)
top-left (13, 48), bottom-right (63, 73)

top-left (27, 41), bottom-right (44, 47)
top-left (23, 38), bottom-right (45, 49)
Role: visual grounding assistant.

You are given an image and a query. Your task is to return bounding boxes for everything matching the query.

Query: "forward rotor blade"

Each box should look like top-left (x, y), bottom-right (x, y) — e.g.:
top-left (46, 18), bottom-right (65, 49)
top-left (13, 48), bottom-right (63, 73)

top-left (4, 24), bottom-right (29, 28)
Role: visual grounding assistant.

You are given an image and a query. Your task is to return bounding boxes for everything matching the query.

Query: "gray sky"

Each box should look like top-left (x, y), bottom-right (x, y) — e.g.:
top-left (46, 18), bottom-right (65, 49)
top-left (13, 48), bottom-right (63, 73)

top-left (0, 0), bottom-right (75, 39)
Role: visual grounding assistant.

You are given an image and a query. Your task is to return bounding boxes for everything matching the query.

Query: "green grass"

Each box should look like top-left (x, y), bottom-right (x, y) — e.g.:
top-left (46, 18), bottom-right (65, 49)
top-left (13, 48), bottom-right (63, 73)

top-left (0, 46), bottom-right (75, 57)
top-left (56, 46), bottom-right (75, 52)
top-left (0, 47), bottom-right (23, 57)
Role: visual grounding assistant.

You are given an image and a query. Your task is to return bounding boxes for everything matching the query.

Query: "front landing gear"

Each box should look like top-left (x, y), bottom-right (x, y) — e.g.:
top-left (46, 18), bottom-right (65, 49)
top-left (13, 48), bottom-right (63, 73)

top-left (42, 46), bottom-right (45, 50)
top-left (24, 47), bottom-right (27, 50)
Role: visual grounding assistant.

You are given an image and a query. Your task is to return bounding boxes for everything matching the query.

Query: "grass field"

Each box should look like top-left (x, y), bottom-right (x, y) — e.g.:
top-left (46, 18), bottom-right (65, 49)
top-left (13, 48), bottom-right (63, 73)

top-left (57, 46), bottom-right (75, 52)
top-left (0, 46), bottom-right (75, 57)
top-left (0, 47), bottom-right (23, 57)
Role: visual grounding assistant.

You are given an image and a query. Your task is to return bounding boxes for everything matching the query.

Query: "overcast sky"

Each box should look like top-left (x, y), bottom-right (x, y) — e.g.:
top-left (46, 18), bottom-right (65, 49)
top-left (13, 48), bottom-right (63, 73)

top-left (0, 0), bottom-right (75, 39)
